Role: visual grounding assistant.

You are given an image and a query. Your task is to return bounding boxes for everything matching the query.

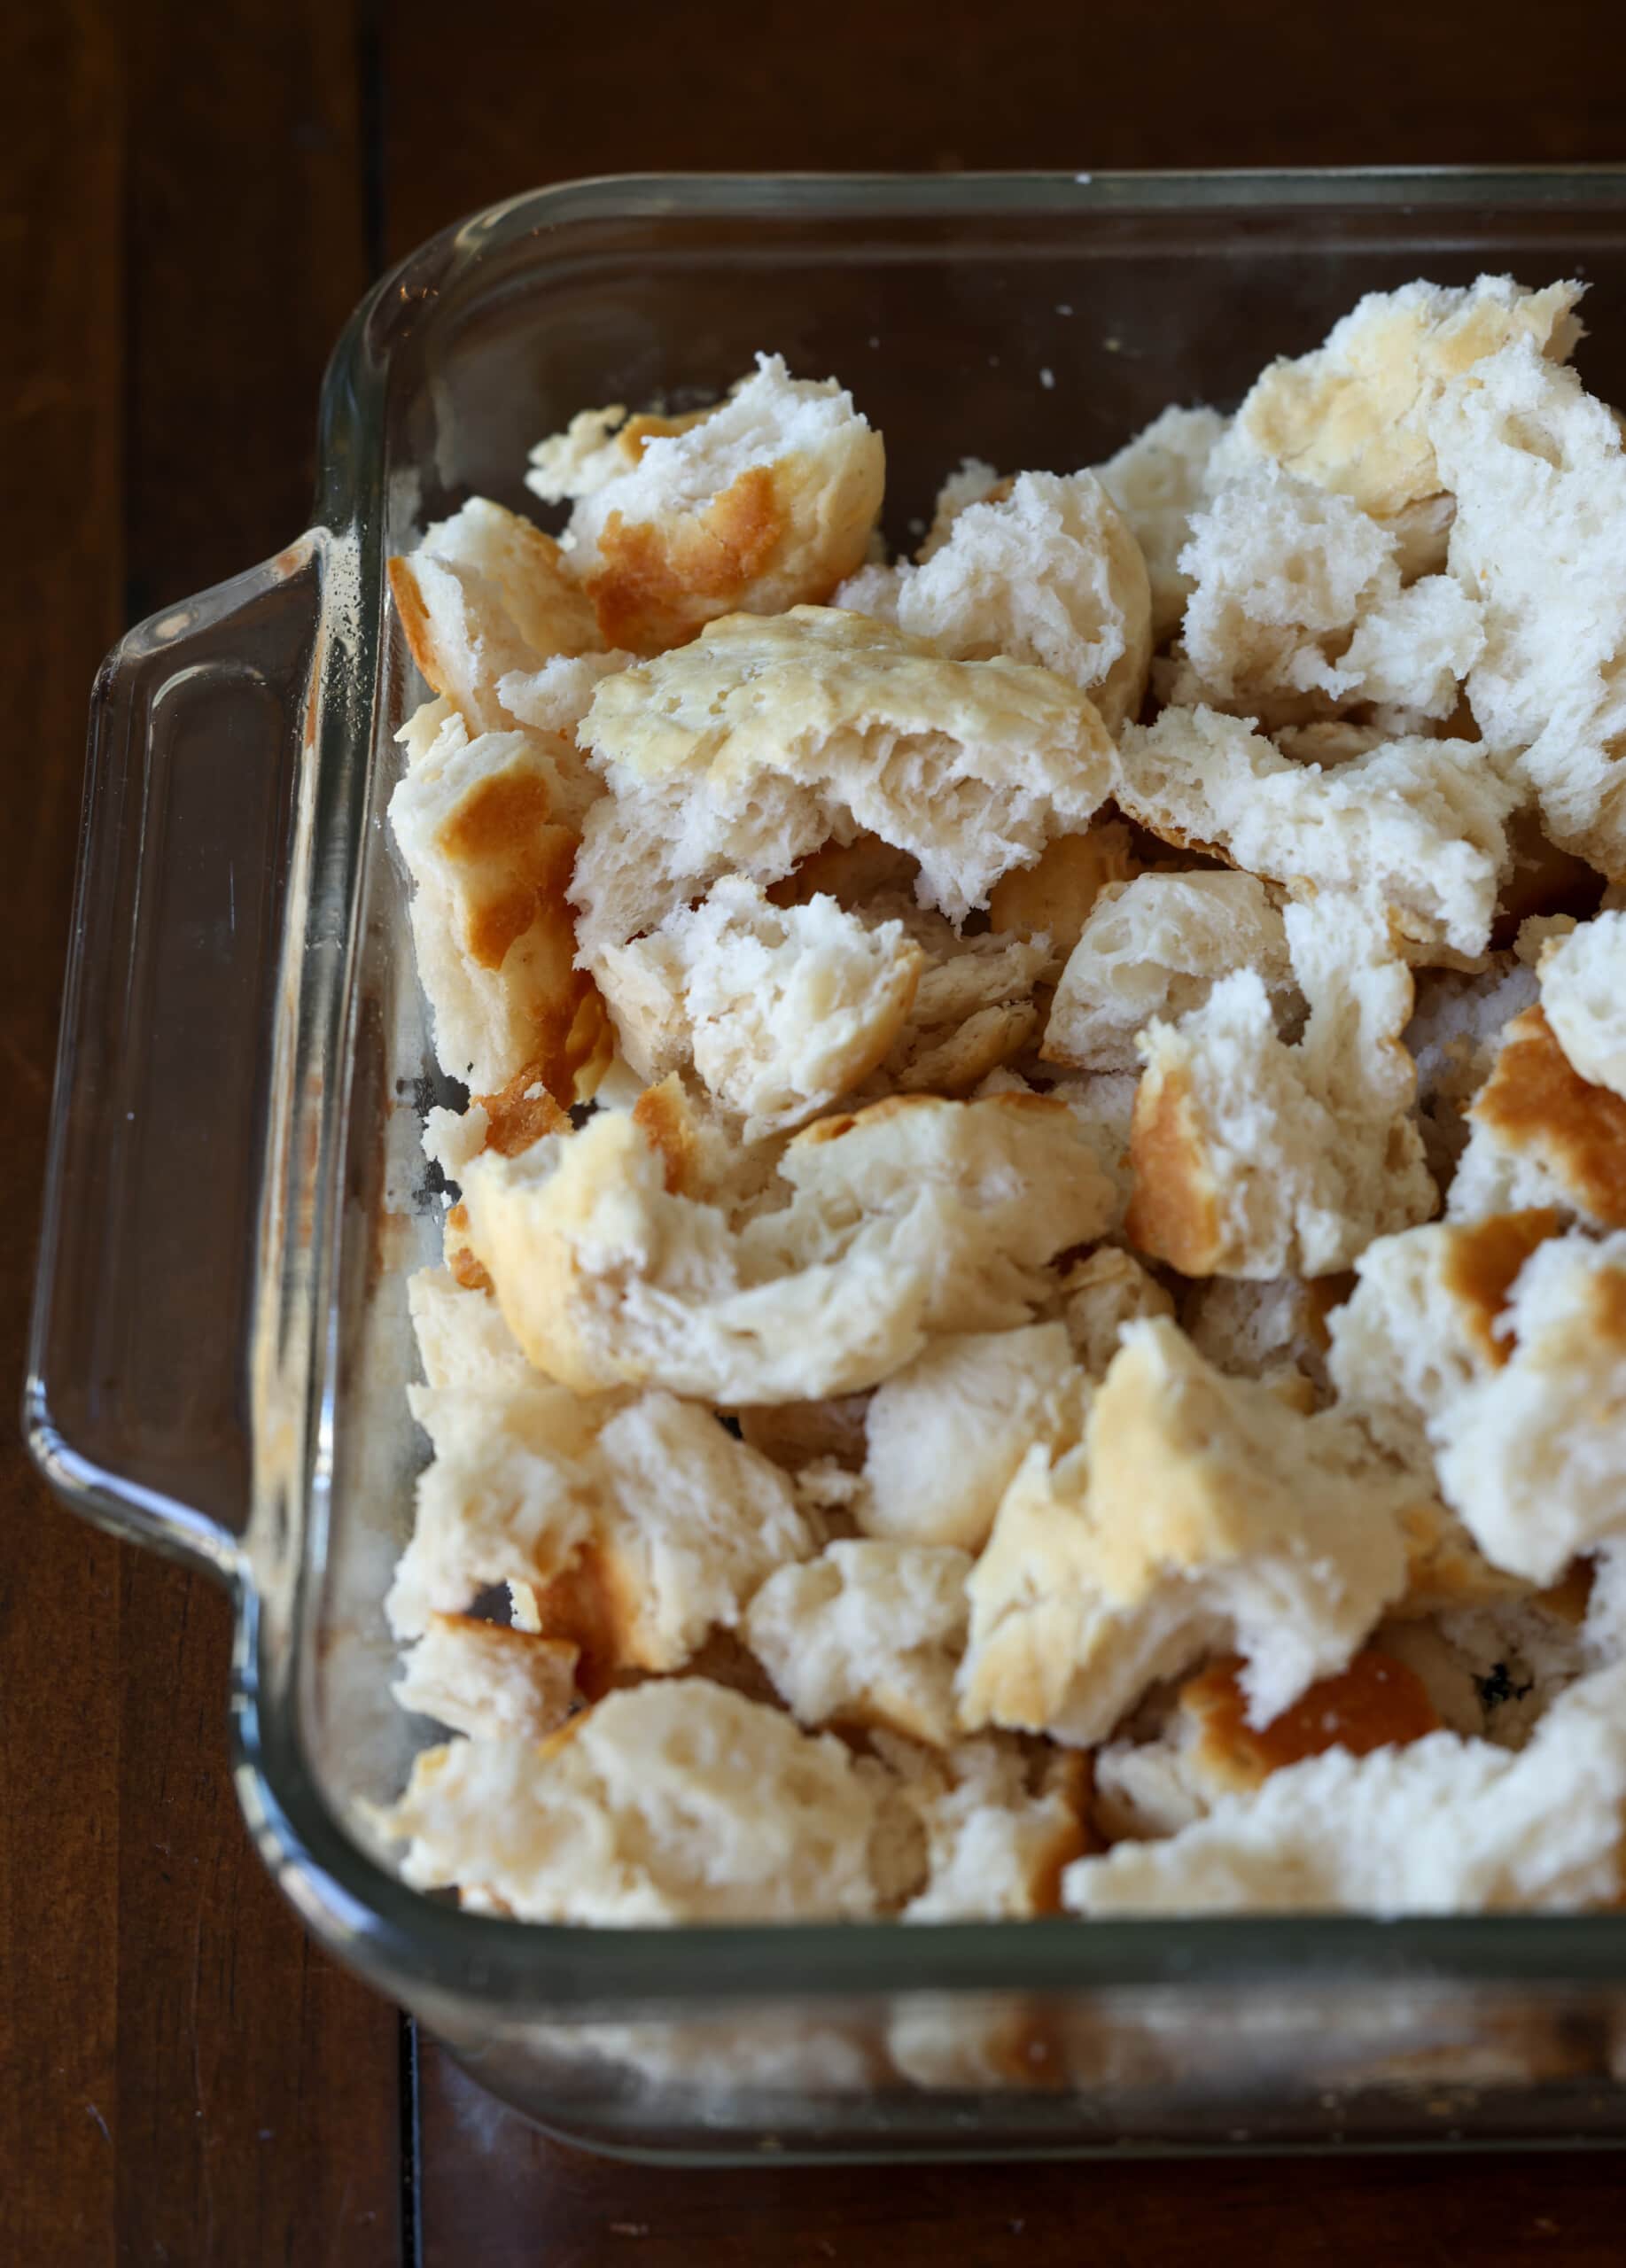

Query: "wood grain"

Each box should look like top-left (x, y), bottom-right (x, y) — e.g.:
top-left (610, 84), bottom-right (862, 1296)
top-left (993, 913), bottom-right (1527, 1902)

top-left (0, 4), bottom-right (398, 2263)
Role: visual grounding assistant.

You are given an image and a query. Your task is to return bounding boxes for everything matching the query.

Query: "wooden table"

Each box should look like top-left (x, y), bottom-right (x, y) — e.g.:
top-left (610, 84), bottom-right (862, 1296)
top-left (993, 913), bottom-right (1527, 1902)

top-left (4, 4), bottom-right (1625, 2259)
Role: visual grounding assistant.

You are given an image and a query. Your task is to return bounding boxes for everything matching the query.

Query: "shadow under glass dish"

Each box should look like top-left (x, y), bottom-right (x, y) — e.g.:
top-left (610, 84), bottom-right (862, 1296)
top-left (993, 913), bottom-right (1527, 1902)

top-left (27, 170), bottom-right (1626, 2160)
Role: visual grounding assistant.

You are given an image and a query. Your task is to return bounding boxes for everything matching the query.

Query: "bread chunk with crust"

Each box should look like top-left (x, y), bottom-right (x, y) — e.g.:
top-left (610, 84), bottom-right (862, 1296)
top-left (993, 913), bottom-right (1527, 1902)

top-left (382, 1682), bottom-right (892, 1922)
top-left (461, 1091), bottom-right (1116, 1404)
top-left (530, 355), bottom-right (885, 654)
top-left (572, 606), bottom-right (1116, 959)
top-left (744, 1540), bottom-right (973, 1747)
top-left (958, 1319), bottom-right (1421, 1744)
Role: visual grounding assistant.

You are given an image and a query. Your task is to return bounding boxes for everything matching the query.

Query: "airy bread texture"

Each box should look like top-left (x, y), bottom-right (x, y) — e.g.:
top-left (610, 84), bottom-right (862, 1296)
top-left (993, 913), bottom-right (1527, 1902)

top-left (393, 1613), bottom-right (579, 1742)
top-left (387, 498), bottom-right (603, 734)
top-left (405, 1266), bottom-right (533, 1391)
top-left (1448, 1006), bottom-right (1626, 1231)
top-left (744, 1540), bottom-right (974, 1746)
top-left (873, 1734), bottom-right (1088, 1920)
top-left (1115, 705), bottom-right (1517, 960)
top-left (958, 1319), bottom-right (1420, 1745)
top-left (1329, 1217), bottom-right (1626, 1583)
top-left (1124, 897), bottom-right (1435, 1278)
top-left (385, 1373), bottom-right (813, 1684)
top-left (1428, 339), bottom-right (1626, 874)
top-left (531, 355), bottom-right (885, 654)
top-left (1095, 404), bottom-right (1229, 644)
top-left (1064, 1658), bottom-right (1626, 1916)
top-left (383, 1682), bottom-right (891, 1922)
top-left (1094, 1646), bottom-right (1443, 1840)
top-left (862, 471), bottom-right (1153, 734)
top-left (1222, 275), bottom-right (1584, 526)
top-left (460, 1091), bottom-right (1116, 1405)
top-left (1537, 909), bottom-right (1626, 1099)
top-left (1044, 871), bottom-right (1294, 1074)
top-left (388, 708), bottom-right (611, 1099)
top-left (572, 606), bottom-right (1116, 959)
top-left (855, 1322), bottom-right (1085, 1552)
top-left (594, 875), bottom-right (924, 1138)
top-left (1175, 463), bottom-right (1483, 729)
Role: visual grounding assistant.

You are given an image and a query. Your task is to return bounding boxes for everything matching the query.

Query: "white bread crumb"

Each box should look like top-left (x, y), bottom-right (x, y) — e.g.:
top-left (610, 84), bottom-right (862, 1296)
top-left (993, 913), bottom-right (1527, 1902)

top-left (383, 1682), bottom-right (891, 1922)
top-left (572, 606), bottom-right (1116, 960)
top-left (1429, 339), bottom-right (1626, 874)
top-left (1044, 871), bottom-right (1294, 1073)
top-left (857, 1322), bottom-right (1085, 1551)
top-left (1065, 1658), bottom-right (1626, 1916)
top-left (885, 471), bottom-right (1152, 734)
top-left (1124, 897), bottom-right (1435, 1278)
top-left (1115, 705), bottom-right (1516, 960)
top-left (1538, 911), bottom-right (1626, 1098)
top-left (744, 1540), bottom-right (973, 1746)
top-left (1094, 404), bottom-right (1228, 644)
top-left (407, 1264), bottom-right (532, 1391)
top-left (958, 1318), bottom-right (1420, 1744)
top-left (461, 1091), bottom-right (1116, 1404)
top-left (872, 1734), bottom-right (1086, 1919)
top-left (595, 875), bottom-right (924, 1137)
top-left (393, 1613), bottom-right (578, 1741)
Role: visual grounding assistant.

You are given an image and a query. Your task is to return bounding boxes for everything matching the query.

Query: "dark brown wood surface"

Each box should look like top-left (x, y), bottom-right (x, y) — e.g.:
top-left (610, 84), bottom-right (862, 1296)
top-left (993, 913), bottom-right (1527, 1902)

top-left (4, 4), bottom-right (1626, 2261)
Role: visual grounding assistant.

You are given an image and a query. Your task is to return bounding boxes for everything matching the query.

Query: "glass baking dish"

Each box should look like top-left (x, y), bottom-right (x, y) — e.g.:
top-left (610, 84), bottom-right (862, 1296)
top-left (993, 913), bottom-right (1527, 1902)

top-left (27, 169), bottom-right (1626, 2162)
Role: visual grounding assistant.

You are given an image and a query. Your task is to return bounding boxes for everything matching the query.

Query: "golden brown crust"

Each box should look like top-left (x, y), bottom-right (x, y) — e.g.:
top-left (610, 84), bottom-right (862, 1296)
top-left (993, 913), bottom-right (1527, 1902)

top-left (988, 822), bottom-right (1140, 955)
top-left (1124, 1057), bottom-right (1222, 1274)
top-left (1470, 1007), bottom-right (1626, 1228)
top-left (444, 1204), bottom-right (493, 1293)
top-left (631, 1074), bottom-right (702, 1195)
top-left (471, 1065), bottom-right (572, 1160)
top-left (1438, 1208), bottom-right (1566, 1363)
top-left (1180, 1648), bottom-right (1443, 1791)
top-left (587, 466), bottom-right (789, 653)
top-left (387, 554), bottom-right (443, 691)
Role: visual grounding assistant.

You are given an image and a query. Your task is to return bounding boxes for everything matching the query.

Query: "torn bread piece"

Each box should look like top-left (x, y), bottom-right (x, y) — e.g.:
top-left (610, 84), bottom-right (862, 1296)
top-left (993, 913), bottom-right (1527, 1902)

top-left (1115, 706), bottom-right (1516, 960)
top-left (1175, 462), bottom-right (1482, 729)
top-left (461, 1091), bottom-right (1116, 1404)
top-left (1330, 1217), bottom-right (1626, 1584)
top-left (987, 819), bottom-right (1140, 965)
top-left (595, 876), bottom-right (925, 1138)
top-left (1124, 897), bottom-right (1435, 1278)
top-left (1221, 275), bottom-right (1584, 528)
top-left (406, 1265), bottom-right (533, 1392)
top-left (871, 1734), bottom-right (1088, 1920)
top-left (1537, 910), bottom-right (1626, 1099)
top-left (1056, 1248), bottom-right (1176, 1379)
top-left (388, 712), bottom-right (611, 1099)
top-left (1044, 871), bottom-right (1294, 1074)
top-left (744, 1540), bottom-right (973, 1746)
top-left (1095, 404), bottom-right (1229, 645)
top-left (525, 403), bottom-right (712, 502)
top-left (881, 471), bottom-right (1152, 734)
top-left (855, 1322), bottom-right (1085, 1552)
top-left (536, 355), bottom-right (886, 654)
top-left (1429, 338), bottom-right (1626, 874)
top-left (489, 650), bottom-right (635, 827)
top-left (958, 1318), bottom-right (1421, 1746)
top-left (915, 458), bottom-right (1006, 562)
top-left (385, 1378), bottom-right (813, 1682)
top-left (1448, 1006), bottom-right (1626, 1231)
top-left (877, 925), bottom-right (1052, 1096)
top-left (572, 607), bottom-right (1116, 959)
top-left (1094, 1646), bottom-right (1443, 1840)
top-left (388, 498), bottom-right (603, 738)
top-left (1065, 1658), bottom-right (1626, 1917)
top-left (393, 1613), bottom-right (579, 1742)
top-left (381, 1682), bottom-right (891, 1922)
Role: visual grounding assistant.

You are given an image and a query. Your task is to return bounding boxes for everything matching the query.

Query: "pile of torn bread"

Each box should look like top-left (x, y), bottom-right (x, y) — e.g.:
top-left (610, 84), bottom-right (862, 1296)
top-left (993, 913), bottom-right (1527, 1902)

top-left (377, 276), bottom-right (1626, 1930)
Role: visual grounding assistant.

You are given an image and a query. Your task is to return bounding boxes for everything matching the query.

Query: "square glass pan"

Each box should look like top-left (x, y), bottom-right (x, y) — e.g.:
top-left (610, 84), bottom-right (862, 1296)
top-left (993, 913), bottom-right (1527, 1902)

top-left (28, 170), bottom-right (1626, 2161)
